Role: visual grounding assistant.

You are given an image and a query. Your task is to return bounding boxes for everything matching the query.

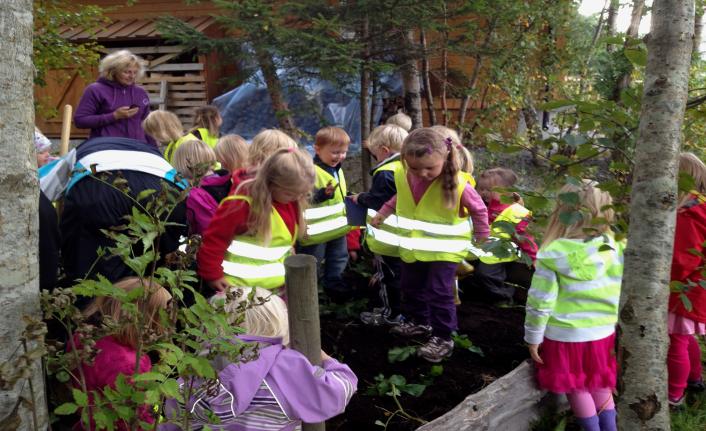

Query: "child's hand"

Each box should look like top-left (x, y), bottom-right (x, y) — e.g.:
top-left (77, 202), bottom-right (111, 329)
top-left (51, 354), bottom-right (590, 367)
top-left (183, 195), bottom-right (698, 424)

top-left (528, 343), bottom-right (543, 364)
top-left (349, 250), bottom-right (359, 262)
top-left (349, 193), bottom-right (359, 204)
top-left (370, 213), bottom-right (387, 228)
top-left (320, 350), bottom-right (332, 362)
top-left (209, 277), bottom-right (232, 293)
top-left (324, 181), bottom-right (335, 197)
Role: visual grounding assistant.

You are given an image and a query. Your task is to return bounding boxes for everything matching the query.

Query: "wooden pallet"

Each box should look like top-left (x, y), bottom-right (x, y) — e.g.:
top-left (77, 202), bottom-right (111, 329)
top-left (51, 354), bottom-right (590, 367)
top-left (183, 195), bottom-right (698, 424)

top-left (140, 72), bottom-right (207, 128)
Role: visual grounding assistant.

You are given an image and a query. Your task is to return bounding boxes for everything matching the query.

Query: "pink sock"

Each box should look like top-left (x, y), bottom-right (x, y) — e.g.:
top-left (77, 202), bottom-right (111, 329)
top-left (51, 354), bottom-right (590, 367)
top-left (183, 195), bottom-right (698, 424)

top-left (590, 388), bottom-right (615, 412)
top-left (668, 333), bottom-right (690, 401)
top-left (567, 391), bottom-right (597, 418)
top-left (687, 335), bottom-right (703, 382)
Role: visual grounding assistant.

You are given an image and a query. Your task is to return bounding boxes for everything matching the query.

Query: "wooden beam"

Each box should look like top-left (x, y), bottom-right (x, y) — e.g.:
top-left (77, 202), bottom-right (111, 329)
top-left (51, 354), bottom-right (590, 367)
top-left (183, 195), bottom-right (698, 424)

top-left (149, 63), bottom-right (204, 72)
top-left (103, 45), bottom-right (186, 54)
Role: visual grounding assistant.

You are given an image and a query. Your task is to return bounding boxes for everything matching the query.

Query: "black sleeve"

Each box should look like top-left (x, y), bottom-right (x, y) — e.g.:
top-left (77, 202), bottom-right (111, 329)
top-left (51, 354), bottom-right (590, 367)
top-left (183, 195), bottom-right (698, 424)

top-left (357, 171), bottom-right (396, 211)
top-left (312, 187), bottom-right (332, 204)
top-left (39, 191), bottom-right (60, 291)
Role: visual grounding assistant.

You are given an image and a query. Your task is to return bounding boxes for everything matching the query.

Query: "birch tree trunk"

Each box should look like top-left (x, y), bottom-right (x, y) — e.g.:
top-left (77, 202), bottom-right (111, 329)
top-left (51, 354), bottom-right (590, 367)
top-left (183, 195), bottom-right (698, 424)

top-left (401, 30), bottom-right (423, 130)
top-left (612, 0), bottom-right (646, 101)
top-left (254, 46), bottom-right (297, 136)
top-left (693, 5), bottom-right (704, 60)
top-left (0, 0), bottom-right (48, 429)
top-left (618, 1), bottom-right (694, 429)
top-left (359, 18), bottom-right (372, 191)
top-left (420, 29), bottom-right (437, 126)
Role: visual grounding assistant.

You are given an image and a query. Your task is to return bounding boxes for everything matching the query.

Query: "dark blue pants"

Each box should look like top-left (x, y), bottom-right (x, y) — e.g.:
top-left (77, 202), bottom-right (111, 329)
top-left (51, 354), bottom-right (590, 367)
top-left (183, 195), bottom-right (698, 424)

top-left (400, 260), bottom-right (458, 340)
top-left (297, 235), bottom-right (349, 296)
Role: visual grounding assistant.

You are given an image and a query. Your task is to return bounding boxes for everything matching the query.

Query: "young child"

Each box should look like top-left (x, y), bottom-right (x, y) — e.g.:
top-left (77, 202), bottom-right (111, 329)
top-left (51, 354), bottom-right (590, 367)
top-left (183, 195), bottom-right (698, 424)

top-left (171, 139), bottom-right (230, 235)
top-left (297, 126), bottom-right (353, 302)
top-left (142, 110), bottom-right (198, 163)
top-left (215, 134), bottom-right (249, 173)
top-left (73, 277), bottom-right (171, 430)
top-left (230, 128), bottom-right (298, 193)
top-left (371, 128), bottom-right (489, 362)
top-left (525, 180), bottom-right (623, 431)
top-left (198, 148), bottom-right (315, 293)
top-left (667, 152), bottom-right (706, 406)
top-left (186, 105), bottom-right (222, 149)
top-left (161, 287), bottom-right (357, 430)
top-left (351, 124), bottom-right (408, 325)
top-left (386, 112), bottom-right (412, 131)
top-left (35, 127), bottom-right (53, 168)
top-left (466, 167), bottom-right (537, 303)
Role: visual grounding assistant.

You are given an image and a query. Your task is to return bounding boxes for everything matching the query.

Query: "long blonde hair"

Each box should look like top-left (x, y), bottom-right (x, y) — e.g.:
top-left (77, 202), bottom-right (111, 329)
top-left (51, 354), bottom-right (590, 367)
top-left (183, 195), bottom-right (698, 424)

top-left (142, 110), bottom-right (184, 146)
top-left (431, 125), bottom-right (473, 175)
top-left (216, 287), bottom-right (290, 345)
top-left (248, 129), bottom-right (298, 167)
top-left (678, 152), bottom-right (706, 207)
top-left (215, 134), bottom-right (249, 172)
top-left (401, 128), bottom-right (460, 209)
top-left (83, 277), bottom-right (171, 349)
top-left (542, 180), bottom-right (614, 246)
top-left (237, 148), bottom-right (315, 244)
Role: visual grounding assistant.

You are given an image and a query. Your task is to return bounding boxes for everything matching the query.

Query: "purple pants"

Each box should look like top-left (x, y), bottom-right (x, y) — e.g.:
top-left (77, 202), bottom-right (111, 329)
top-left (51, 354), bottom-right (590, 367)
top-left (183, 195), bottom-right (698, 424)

top-left (400, 260), bottom-right (458, 340)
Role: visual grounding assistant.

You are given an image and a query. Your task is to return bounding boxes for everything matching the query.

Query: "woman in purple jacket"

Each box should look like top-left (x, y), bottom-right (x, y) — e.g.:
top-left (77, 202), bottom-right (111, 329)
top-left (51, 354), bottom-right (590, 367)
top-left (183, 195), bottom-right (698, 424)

top-left (161, 287), bottom-right (358, 430)
top-left (74, 50), bottom-right (155, 146)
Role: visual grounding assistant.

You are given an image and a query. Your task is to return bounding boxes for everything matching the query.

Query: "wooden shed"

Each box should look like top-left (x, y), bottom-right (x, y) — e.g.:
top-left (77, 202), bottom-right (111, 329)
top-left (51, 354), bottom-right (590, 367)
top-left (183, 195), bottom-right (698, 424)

top-left (35, 0), bottom-right (233, 138)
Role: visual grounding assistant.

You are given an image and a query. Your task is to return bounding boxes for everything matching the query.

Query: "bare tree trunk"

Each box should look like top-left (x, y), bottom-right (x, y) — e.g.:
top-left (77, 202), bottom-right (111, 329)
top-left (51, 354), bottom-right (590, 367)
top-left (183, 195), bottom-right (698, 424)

top-left (401, 30), bottom-right (423, 130)
top-left (254, 46), bottom-right (297, 136)
top-left (606, 0), bottom-right (620, 52)
top-left (618, 1), bottom-right (694, 429)
top-left (578, 0), bottom-right (608, 95)
top-left (693, 5), bottom-right (704, 60)
top-left (360, 19), bottom-right (372, 191)
top-left (420, 29), bottom-right (437, 126)
top-left (612, 0), bottom-right (646, 101)
top-left (0, 0), bottom-right (48, 429)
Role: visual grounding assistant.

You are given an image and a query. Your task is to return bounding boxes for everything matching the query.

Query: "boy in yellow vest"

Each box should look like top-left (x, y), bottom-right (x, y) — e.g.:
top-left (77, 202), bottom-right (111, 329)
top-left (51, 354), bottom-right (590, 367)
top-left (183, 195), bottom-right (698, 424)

top-left (297, 127), bottom-right (352, 302)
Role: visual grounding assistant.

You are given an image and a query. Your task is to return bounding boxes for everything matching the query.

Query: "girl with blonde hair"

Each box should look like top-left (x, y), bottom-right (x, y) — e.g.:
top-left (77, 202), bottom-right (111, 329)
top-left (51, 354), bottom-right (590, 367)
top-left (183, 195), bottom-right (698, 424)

top-left (215, 134), bottom-right (249, 172)
top-left (74, 49), bottom-right (155, 145)
top-left (666, 152), bottom-right (706, 407)
top-left (73, 277), bottom-right (171, 430)
top-left (187, 105), bottom-right (222, 149)
top-left (198, 148), bottom-right (315, 293)
top-left (525, 180), bottom-right (622, 431)
top-left (142, 110), bottom-right (185, 150)
top-left (162, 286), bottom-right (357, 430)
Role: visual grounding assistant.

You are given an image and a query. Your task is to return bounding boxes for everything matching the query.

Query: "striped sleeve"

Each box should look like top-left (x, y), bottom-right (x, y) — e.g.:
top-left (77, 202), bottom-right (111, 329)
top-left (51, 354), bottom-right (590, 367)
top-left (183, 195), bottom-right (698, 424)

top-left (524, 258), bottom-right (559, 344)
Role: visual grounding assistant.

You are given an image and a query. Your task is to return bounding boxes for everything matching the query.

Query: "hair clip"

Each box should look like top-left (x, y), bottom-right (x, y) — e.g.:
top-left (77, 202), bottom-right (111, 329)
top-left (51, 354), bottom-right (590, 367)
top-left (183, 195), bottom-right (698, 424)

top-left (425, 144), bottom-right (433, 155)
top-left (286, 147), bottom-right (296, 153)
top-left (445, 137), bottom-right (453, 151)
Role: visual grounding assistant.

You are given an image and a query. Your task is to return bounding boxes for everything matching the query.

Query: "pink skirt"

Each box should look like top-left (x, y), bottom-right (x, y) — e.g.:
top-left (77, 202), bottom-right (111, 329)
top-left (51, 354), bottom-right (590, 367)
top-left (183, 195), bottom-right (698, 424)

top-left (668, 312), bottom-right (706, 335)
top-left (535, 333), bottom-right (617, 393)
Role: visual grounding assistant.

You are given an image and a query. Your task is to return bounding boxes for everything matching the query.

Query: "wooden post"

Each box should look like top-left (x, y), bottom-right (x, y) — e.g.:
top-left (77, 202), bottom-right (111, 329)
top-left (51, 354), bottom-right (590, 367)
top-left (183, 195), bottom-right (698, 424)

top-left (284, 254), bottom-right (325, 431)
top-left (60, 104), bottom-right (72, 156)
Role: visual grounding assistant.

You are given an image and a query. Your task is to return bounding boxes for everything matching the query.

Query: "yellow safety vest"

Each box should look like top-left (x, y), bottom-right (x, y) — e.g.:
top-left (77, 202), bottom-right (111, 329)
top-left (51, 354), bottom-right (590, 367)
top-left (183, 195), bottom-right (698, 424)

top-left (478, 203), bottom-right (531, 264)
top-left (300, 165), bottom-right (351, 245)
top-left (193, 128), bottom-right (219, 149)
top-left (164, 132), bottom-right (198, 163)
top-left (395, 169), bottom-right (473, 263)
top-left (221, 195), bottom-right (295, 290)
top-left (365, 160), bottom-right (403, 257)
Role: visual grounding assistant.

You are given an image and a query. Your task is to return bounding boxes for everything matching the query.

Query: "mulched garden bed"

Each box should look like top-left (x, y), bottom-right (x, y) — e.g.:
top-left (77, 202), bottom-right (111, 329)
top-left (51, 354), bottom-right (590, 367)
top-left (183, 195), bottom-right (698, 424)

top-left (321, 270), bottom-right (530, 431)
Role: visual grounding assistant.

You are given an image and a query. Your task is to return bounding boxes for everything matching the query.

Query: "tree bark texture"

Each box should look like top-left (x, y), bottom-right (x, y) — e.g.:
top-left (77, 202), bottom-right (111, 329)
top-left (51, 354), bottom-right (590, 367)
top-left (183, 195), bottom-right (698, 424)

top-left (359, 19), bottom-right (372, 191)
top-left (612, 0), bottom-right (646, 101)
top-left (0, 0), bottom-right (48, 429)
top-left (606, 0), bottom-right (619, 44)
top-left (693, 6), bottom-right (704, 60)
top-left (401, 30), bottom-right (423, 130)
top-left (617, 1), bottom-right (694, 429)
top-left (420, 29), bottom-right (437, 126)
top-left (254, 46), bottom-right (297, 137)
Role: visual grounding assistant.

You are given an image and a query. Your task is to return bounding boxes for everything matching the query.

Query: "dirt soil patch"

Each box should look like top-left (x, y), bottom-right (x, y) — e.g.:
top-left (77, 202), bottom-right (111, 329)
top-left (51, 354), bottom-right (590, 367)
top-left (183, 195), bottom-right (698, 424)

top-left (321, 270), bottom-right (530, 431)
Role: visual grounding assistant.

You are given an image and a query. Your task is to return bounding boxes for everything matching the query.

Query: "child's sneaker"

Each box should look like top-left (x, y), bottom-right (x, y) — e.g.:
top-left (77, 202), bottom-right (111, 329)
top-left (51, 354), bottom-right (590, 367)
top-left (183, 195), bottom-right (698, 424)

top-left (418, 336), bottom-right (454, 363)
top-left (360, 308), bottom-right (403, 326)
top-left (668, 394), bottom-right (685, 410)
top-left (687, 378), bottom-right (706, 392)
top-left (390, 321), bottom-right (432, 339)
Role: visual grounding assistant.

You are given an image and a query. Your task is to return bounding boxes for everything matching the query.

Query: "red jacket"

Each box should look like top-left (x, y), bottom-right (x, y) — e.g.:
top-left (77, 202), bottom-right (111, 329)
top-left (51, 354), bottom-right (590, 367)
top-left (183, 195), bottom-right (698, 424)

top-left (198, 194), bottom-right (299, 282)
top-left (486, 199), bottom-right (538, 263)
top-left (669, 195), bottom-right (706, 323)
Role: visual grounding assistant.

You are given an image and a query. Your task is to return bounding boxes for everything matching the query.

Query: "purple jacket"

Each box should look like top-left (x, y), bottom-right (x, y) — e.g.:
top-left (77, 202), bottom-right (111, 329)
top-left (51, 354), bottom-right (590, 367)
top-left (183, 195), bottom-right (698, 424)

top-left (161, 335), bottom-right (357, 431)
top-left (74, 77), bottom-right (155, 146)
top-left (186, 171), bottom-right (232, 235)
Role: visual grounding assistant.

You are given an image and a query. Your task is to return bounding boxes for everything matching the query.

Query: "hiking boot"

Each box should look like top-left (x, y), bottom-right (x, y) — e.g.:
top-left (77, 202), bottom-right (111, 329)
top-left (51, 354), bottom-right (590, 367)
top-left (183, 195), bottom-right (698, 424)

top-left (418, 336), bottom-right (454, 363)
top-left (390, 321), bottom-right (432, 339)
top-left (360, 308), bottom-right (403, 326)
top-left (687, 378), bottom-right (706, 392)
top-left (668, 394), bottom-right (685, 411)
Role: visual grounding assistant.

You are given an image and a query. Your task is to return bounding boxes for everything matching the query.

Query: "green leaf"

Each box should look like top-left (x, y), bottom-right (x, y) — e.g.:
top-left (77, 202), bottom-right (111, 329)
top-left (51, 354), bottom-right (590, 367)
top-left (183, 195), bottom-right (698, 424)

top-left (563, 134), bottom-right (586, 147)
top-left (624, 47), bottom-right (647, 67)
top-left (558, 192), bottom-right (579, 206)
top-left (136, 189), bottom-right (157, 202)
top-left (72, 389), bottom-right (88, 407)
top-left (133, 372), bottom-right (167, 383)
top-left (387, 346), bottom-right (416, 363)
top-left (559, 211), bottom-right (583, 226)
top-left (678, 172), bottom-right (696, 194)
top-left (388, 375), bottom-right (406, 387)
top-left (55, 403), bottom-right (78, 415)
top-left (680, 293), bottom-right (693, 312)
top-left (401, 383), bottom-right (427, 397)
top-left (161, 378), bottom-right (181, 399)
top-left (429, 365), bottom-right (444, 376)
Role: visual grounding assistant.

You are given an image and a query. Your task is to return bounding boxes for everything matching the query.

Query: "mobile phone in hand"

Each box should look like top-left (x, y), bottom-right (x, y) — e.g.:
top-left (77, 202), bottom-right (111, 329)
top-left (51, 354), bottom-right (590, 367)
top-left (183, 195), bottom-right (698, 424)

top-left (129, 104), bottom-right (139, 109)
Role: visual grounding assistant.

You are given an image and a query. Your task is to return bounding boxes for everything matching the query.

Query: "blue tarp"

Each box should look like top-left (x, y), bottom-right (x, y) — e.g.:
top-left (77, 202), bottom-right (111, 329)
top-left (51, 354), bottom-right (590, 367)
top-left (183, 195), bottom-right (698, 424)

top-left (213, 74), bottom-right (402, 153)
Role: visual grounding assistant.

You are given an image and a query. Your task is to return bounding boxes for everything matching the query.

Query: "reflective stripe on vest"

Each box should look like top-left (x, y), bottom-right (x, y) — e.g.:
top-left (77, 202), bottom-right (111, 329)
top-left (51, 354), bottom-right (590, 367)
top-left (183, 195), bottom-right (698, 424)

top-left (478, 203), bottom-right (531, 264)
top-left (364, 160), bottom-right (403, 256)
top-left (300, 165), bottom-right (351, 245)
top-left (221, 195), bottom-right (295, 289)
top-left (395, 168), bottom-right (473, 263)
